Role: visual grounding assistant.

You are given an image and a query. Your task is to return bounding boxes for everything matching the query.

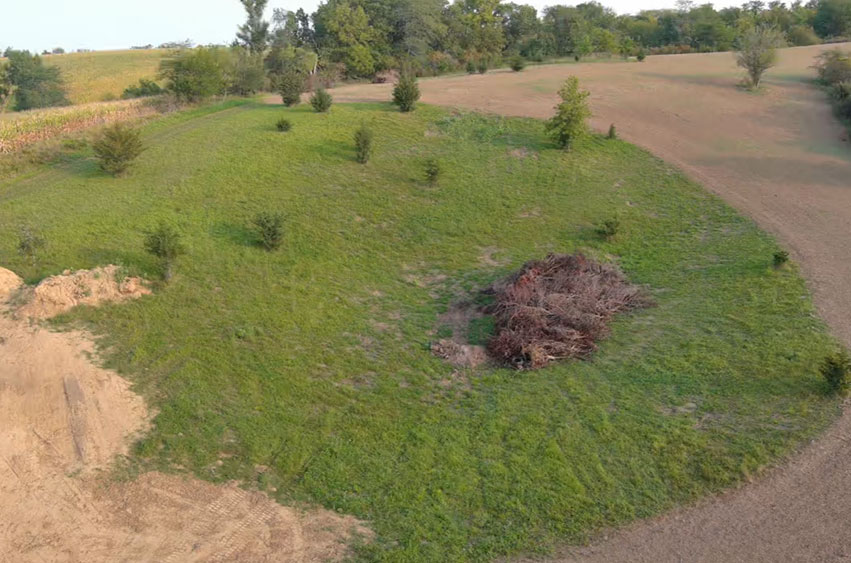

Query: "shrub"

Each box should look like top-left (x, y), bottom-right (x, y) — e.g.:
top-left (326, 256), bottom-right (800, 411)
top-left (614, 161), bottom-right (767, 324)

top-left (159, 47), bottom-right (229, 101)
top-left (787, 25), bottom-right (821, 47)
top-left (477, 59), bottom-right (489, 74)
top-left (607, 123), bottom-right (617, 139)
top-left (144, 223), bottom-right (185, 282)
top-left (773, 250), bottom-right (790, 266)
top-left (735, 26), bottom-right (786, 89)
top-left (309, 88), bottom-right (333, 112)
top-left (92, 123), bottom-right (144, 176)
top-left (354, 124), bottom-right (374, 164)
top-left (814, 49), bottom-right (851, 86)
top-left (822, 351), bottom-right (851, 394)
top-left (276, 117), bottom-right (292, 132)
top-left (17, 225), bottom-right (45, 267)
top-left (510, 56), bottom-right (526, 72)
top-left (637, 50), bottom-right (646, 62)
top-left (596, 218), bottom-right (620, 239)
top-left (545, 76), bottom-right (591, 150)
top-left (228, 48), bottom-right (266, 96)
top-left (466, 60), bottom-right (477, 74)
top-left (832, 82), bottom-right (851, 119)
top-left (424, 158), bottom-right (441, 185)
top-left (122, 78), bottom-right (164, 99)
top-left (392, 74), bottom-right (421, 112)
top-left (276, 69), bottom-right (305, 106)
top-left (253, 211), bottom-right (284, 251)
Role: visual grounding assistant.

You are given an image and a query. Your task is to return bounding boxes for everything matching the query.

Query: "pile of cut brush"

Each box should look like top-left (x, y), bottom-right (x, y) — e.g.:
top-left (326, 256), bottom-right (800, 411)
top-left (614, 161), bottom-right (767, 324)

top-left (486, 254), bottom-right (652, 370)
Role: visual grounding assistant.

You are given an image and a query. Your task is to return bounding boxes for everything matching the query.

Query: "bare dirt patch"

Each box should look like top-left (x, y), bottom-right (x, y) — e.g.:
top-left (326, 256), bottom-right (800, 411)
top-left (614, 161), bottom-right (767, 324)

top-left (432, 299), bottom-right (489, 369)
top-left (0, 266), bottom-right (369, 562)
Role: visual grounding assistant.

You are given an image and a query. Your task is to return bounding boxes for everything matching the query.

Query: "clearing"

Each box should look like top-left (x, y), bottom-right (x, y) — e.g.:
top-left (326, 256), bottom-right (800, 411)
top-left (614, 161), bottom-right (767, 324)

top-left (0, 96), bottom-right (840, 561)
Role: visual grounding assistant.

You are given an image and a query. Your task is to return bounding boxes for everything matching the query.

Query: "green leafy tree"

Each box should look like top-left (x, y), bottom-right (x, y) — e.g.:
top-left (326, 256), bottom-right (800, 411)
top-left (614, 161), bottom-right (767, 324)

top-left (814, 0), bottom-right (851, 39)
top-left (236, 0), bottom-right (270, 54)
top-left (275, 69), bottom-right (305, 106)
top-left (545, 76), bottom-right (591, 150)
top-left (735, 26), bottom-right (785, 89)
top-left (310, 88), bottom-right (333, 112)
top-left (228, 48), bottom-right (266, 95)
top-left (3, 50), bottom-right (69, 111)
top-left (159, 47), bottom-right (229, 101)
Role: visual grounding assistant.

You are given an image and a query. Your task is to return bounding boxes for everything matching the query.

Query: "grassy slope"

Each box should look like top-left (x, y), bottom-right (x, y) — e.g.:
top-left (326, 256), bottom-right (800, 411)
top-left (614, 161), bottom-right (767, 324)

top-left (0, 101), bottom-right (840, 561)
top-left (43, 49), bottom-right (168, 104)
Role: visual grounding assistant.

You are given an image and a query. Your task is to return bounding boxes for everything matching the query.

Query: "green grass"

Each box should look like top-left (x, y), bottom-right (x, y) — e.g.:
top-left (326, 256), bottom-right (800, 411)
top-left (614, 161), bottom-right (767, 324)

top-left (43, 49), bottom-right (169, 104)
top-left (0, 101), bottom-right (840, 561)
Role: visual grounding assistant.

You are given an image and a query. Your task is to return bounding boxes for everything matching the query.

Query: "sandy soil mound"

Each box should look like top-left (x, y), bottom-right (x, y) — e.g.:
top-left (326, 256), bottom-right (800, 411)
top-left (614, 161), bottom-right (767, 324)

top-left (16, 265), bottom-right (151, 320)
top-left (0, 266), bottom-right (369, 562)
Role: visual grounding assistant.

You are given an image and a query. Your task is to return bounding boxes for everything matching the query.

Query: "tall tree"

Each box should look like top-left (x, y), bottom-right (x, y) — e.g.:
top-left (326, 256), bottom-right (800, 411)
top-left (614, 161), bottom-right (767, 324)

top-left (3, 50), bottom-right (69, 111)
top-left (237, 0), bottom-right (270, 54)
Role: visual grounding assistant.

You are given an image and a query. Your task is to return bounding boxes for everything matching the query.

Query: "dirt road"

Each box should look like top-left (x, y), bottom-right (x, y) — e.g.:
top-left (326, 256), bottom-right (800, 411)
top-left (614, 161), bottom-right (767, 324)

top-left (303, 45), bottom-right (851, 562)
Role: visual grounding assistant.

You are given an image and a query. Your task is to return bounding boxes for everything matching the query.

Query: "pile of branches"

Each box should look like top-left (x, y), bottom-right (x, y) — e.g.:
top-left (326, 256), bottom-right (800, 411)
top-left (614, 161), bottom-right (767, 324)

top-left (486, 254), bottom-right (652, 370)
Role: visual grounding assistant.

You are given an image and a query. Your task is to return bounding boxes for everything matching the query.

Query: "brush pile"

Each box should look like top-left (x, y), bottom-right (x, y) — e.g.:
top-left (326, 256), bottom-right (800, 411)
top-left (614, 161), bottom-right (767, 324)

top-left (487, 254), bottom-right (652, 369)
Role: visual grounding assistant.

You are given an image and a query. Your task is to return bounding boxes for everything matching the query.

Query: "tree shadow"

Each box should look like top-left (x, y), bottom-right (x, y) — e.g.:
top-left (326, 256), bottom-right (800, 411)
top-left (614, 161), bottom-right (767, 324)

top-left (210, 222), bottom-right (258, 248)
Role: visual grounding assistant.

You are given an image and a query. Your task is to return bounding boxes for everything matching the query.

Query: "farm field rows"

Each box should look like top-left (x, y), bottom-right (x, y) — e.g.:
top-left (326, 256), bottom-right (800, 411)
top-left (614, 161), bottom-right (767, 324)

top-left (0, 98), bottom-right (841, 561)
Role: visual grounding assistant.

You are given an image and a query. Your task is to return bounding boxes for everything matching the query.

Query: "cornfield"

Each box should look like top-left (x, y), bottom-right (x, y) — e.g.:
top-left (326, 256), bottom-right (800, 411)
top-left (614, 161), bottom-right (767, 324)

top-left (0, 99), bottom-right (155, 153)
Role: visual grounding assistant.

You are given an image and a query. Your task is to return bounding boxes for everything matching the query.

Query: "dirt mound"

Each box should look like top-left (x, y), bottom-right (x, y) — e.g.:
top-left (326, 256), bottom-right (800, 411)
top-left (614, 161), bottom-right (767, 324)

top-left (0, 266), bottom-right (370, 561)
top-left (487, 254), bottom-right (651, 369)
top-left (0, 267), bottom-right (23, 298)
top-left (16, 265), bottom-right (150, 319)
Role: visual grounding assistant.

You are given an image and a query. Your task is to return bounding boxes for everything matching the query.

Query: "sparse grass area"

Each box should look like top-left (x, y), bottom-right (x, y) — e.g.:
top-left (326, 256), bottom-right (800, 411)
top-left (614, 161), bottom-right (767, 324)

top-left (0, 101), bottom-right (840, 561)
top-left (43, 49), bottom-right (169, 104)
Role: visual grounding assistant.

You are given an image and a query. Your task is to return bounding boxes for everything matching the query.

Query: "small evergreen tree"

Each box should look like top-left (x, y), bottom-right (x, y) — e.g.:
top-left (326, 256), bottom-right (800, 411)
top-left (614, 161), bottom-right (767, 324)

top-left (93, 123), bottom-right (144, 176)
top-left (424, 158), bottom-right (441, 185)
top-left (276, 117), bottom-right (292, 132)
top-left (144, 223), bottom-right (185, 282)
top-left (310, 88), bottom-right (333, 112)
top-left (607, 123), bottom-right (617, 139)
top-left (822, 351), bottom-right (851, 395)
top-left (354, 124), bottom-right (374, 164)
top-left (253, 211), bottom-right (285, 250)
top-left (276, 69), bottom-right (305, 106)
top-left (392, 73), bottom-right (420, 112)
top-left (17, 225), bottom-right (45, 267)
top-left (545, 76), bottom-right (591, 150)
top-left (510, 56), bottom-right (526, 72)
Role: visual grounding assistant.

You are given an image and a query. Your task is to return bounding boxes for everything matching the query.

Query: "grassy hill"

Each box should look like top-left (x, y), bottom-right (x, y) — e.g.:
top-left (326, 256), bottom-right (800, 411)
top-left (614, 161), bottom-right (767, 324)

top-left (44, 49), bottom-right (168, 104)
top-left (0, 100), bottom-right (840, 561)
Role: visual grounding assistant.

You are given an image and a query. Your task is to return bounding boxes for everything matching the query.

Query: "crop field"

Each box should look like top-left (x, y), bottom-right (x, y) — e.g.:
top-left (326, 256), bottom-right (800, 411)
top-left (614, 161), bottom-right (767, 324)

top-left (43, 49), bottom-right (169, 104)
top-left (0, 99), bottom-right (840, 561)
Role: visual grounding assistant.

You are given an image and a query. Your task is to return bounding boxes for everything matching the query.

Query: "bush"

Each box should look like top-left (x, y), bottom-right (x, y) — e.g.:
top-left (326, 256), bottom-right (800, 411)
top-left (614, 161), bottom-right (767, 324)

top-left (253, 211), bottom-right (284, 251)
top-left (144, 223), bottom-right (185, 282)
top-left (392, 74), bottom-right (421, 112)
top-left (822, 351), bottom-right (851, 394)
top-left (122, 78), bottom-right (164, 99)
top-left (545, 76), bottom-right (591, 150)
top-left (595, 218), bottom-right (620, 239)
top-left (17, 225), bottom-right (45, 267)
top-left (92, 123), bottom-right (144, 176)
top-left (637, 50), bottom-right (646, 62)
top-left (228, 48), bottom-right (266, 96)
top-left (309, 88), bottom-right (333, 112)
top-left (787, 25), bottom-right (821, 46)
top-left (773, 250), bottom-right (790, 266)
top-left (275, 69), bottom-right (305, 107)
top-left (477, 59), bottom-right (489, 74)
top-left (424, 158), bottom-right (440, 185)
top-left (4, 50), bottom-right (70, 111)
top-left (832, 82), bottom-right (851, 119)
top-left (159, 47), bottom-right (229, 101)
top-left (276, 117), bottom-right (292, 132)
top-left (607, 123), bottom-right (617, 139)
top-left (466, 60), bottom-right (477, 74)
top-left (354, 124), bottom-right (374, 164)
top-left (814, 49), bottom-right (851, 86)
top-left (510, 56), bottom-right (526, 72)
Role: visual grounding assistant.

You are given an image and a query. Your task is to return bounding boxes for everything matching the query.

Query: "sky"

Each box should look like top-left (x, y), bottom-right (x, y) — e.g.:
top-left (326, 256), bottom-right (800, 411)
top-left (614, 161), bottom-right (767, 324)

top-left (1, 0), bottom-right (743, 53)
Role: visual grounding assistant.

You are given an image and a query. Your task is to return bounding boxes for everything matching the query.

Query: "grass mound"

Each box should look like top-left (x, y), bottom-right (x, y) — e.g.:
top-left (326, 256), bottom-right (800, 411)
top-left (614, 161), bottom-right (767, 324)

top-left (0, 101), bottom-right (841, 561)
top-left (487, 254), bottom-right (652, 369)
